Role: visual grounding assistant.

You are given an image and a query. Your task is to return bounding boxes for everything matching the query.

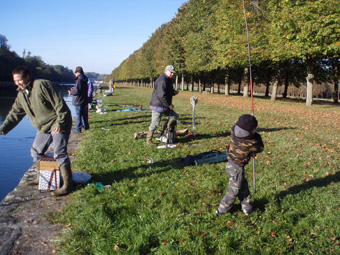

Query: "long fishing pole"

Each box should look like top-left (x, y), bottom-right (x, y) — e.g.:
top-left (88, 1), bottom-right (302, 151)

top-left (242, 0), bottom-right (256, 194)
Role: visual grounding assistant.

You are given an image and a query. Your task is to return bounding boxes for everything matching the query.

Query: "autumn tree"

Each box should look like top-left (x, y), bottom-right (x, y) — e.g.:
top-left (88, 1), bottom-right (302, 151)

top-left (267, 0), bottom-right (340, 106)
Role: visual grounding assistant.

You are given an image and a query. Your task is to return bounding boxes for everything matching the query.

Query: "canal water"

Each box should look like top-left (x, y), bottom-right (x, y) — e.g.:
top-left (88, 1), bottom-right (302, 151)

top-left (0, 85), bottom-right (78, 201)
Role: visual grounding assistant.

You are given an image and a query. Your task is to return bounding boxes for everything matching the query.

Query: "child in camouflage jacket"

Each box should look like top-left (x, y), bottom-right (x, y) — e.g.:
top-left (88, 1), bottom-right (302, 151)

top-left (216, 114), bottom-right (264, 215)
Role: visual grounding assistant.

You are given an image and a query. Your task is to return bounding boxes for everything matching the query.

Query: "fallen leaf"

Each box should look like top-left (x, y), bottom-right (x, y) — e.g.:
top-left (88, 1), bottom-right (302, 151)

top-left (114, 243), bottom-right (119, 251)
top-left (226, 221), bottom-right (234, 226)
top-left (333, 241), bottom-right (340, 246)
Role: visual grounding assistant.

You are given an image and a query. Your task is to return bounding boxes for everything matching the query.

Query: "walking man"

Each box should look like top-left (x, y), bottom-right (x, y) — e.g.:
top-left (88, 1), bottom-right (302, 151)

top-left (0, 66), bottom-right (73, 196)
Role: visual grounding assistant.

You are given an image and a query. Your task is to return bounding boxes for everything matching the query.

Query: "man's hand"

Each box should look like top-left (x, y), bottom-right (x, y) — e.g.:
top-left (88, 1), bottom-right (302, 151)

top-left (0, 132), bottom-right (4, 136)
top-left (53, 127), bottom-right (61, 133)
top-left (169, 104), bottom-right (174, 110)
top-left (68, 87), bottom-right (74, 95)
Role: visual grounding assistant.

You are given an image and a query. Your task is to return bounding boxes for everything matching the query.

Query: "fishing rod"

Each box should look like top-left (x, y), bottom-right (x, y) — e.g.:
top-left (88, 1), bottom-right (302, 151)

top-left (242, 0), bottom-right (256, 194)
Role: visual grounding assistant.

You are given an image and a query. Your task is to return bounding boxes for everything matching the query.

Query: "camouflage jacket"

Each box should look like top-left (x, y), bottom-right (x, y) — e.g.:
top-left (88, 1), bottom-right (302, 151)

top-left (227, 125), bottom-right (264, 166)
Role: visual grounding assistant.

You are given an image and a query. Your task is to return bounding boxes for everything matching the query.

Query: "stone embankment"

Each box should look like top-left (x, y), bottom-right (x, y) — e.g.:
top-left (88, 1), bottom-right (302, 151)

top-left (0, 122), bottom-right (83, 255)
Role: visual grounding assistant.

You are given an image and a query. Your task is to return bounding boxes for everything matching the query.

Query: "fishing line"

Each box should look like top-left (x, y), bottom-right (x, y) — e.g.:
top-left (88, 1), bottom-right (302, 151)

top-left (242, 0), bottom-right (256, 194)
top-left (242, 0), bottom-right (254, 115)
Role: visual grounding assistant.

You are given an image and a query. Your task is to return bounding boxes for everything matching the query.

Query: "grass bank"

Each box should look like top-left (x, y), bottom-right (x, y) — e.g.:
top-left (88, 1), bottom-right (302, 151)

top-left (54, 86), bottom-right (340, 254)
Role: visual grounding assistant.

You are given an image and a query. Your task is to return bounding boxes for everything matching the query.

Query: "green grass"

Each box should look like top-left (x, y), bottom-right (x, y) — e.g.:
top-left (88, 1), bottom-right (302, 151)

top-left (54, 86), bottom-right (340, 254)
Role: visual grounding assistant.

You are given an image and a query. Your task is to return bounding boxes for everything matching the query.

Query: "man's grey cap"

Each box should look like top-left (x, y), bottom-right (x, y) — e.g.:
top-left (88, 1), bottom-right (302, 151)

top-left (165, 65), bottom-right (176, 73)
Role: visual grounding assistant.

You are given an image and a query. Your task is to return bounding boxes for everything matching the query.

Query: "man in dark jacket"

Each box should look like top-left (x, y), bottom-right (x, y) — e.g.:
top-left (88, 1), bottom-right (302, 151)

top-left (147, 65), bottom-right (179, 146)
top-left (0, 66), bottom-right (73, 196)
top-left (69, 66), bottom-right (89, 133)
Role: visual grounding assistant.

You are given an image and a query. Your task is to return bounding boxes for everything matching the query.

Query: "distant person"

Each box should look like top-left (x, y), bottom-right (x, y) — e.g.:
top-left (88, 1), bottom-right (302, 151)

top-left (0, 66), bottom-right (73, 196)
top-left (69, 66), bottom-right (89, 133)
top-left (216, 114), bottom-right (264, 215)
top-left (87, 78), bottom-right (94, 109)
top-left (146, 65), bottom-right (179, 146)
top-left (108, 79), bottom-right (114, 93)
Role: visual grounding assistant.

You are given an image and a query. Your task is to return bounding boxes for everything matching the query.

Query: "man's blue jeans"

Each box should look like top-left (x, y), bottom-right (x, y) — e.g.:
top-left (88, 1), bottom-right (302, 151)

top-left (75, 105), bottom-right (89, 132)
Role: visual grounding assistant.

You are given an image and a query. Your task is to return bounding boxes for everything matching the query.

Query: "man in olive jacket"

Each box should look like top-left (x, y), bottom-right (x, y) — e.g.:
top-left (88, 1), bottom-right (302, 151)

top-left (147, 65), bottom-right (179, 146)
top-left (0, 66), bottom-right (73, 196)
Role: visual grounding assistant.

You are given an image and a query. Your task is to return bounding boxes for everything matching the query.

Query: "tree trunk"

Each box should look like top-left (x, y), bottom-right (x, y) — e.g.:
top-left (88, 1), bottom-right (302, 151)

top-left (265, 79), bottom-right (270, 97)
top-left (306, 65), bottom-right (314, 107)
top-left (283, 74), bottom-right (289, 98)
top-left (225, 75), bottom-right (229, 96)
top-left (271, 79), bottom-right (278, 101)
top-left (333, 61), bottom-right (339, 104)
top-left (198, 77), bottom-right (202, 93)
top-left (175, 75), bottom-right (179, 90)
top-left (181, 75), bottom-right (184, 91)
top-left (211, 84), bottom-right (214, 94)
top-left (243, 68), bottom-right (249, 97)
top-left (243, 83), bottom-right (248, 97)
top-left (237, 80), bottom-right (241, 94)
top-left (190, 76), bottom-right (194, 91)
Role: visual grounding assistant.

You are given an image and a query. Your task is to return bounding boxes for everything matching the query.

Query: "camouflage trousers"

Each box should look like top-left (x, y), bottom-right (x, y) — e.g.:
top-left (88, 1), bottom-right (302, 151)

top-left (218, 162), bottom-right (252, 213)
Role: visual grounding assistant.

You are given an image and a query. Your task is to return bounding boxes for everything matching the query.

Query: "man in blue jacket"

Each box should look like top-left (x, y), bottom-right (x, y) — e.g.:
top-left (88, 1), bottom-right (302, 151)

top-left (147, 65), bottom-right (179, 146)
top-left (69, 66), bottom-right (89, 133)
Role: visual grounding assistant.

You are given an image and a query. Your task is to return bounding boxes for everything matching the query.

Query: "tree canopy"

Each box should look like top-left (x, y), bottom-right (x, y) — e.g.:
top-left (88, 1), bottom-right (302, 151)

top-left (110, 0), bottom-right (340, 105)
top-left (0, 35), bottom-right (75, 83)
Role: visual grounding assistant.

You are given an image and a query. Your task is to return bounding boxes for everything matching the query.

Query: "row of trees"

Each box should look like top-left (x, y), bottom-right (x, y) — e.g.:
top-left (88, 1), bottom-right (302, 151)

top-left (0, 35), bottom-right (75, 83)
top-left (87, 72), bottom-right (108, 81)
top-left (109, 0), bottom-right (340, 106)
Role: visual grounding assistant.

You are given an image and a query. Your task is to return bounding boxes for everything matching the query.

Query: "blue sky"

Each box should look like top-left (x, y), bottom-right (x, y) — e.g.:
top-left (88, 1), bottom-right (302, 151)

top-left (1, 0), bottom-right (187, 74)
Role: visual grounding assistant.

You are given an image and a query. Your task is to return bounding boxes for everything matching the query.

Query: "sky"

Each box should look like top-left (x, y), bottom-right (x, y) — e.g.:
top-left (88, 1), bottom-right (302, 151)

top-left (1, 0), bottom-right (187, 74)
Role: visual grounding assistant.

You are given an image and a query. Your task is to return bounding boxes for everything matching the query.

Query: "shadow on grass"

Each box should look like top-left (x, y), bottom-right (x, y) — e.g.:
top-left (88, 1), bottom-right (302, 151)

top-left (185, 127), bottom-right (296, 143)
top-left (275, 171), bottom-right (340, 201)
top-left (227, 196), bottom-right (270, 214)
top-left (175, 131), bottom-right (231, 144)
top-left (257, 127), bottom-right (296, 133)
top-left (91, 157), bottom-right (185, 184)
top-left (91, 114), bottom-right (150, 126)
